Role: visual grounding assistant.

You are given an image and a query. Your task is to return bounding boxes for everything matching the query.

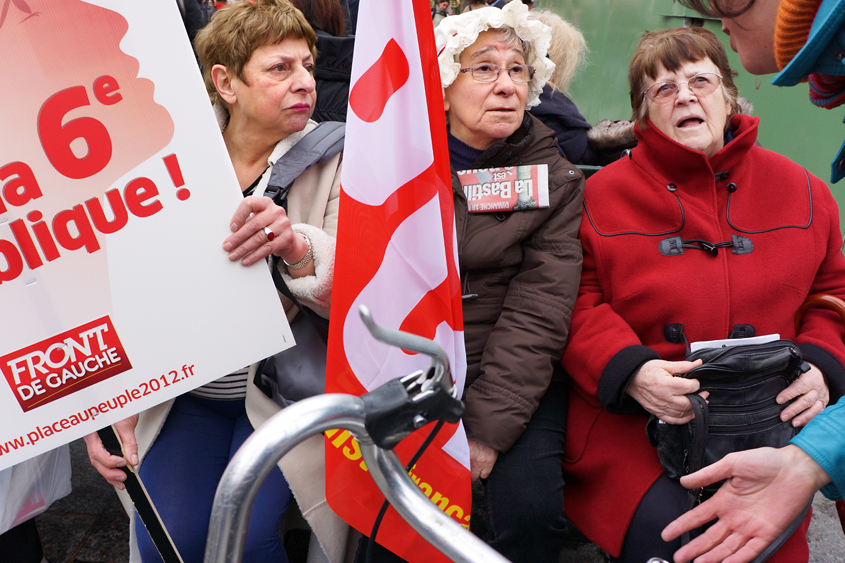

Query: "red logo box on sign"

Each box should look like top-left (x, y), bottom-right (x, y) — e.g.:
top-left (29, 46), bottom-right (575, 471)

top-left (1, 316), bottom-right (132, 412)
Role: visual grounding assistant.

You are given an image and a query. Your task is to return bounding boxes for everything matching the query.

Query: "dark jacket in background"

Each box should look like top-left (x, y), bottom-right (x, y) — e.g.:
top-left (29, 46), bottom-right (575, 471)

top-left (179, 0), bottom-right (204, 44)
top-left (530, 86), bottom-right (598, 166)
top-left (346, 0), bottom-right (358, 35)
top-left (198, 0), bottom-right (216, 26)
top-left (313, 30), bottom-right (354, 123)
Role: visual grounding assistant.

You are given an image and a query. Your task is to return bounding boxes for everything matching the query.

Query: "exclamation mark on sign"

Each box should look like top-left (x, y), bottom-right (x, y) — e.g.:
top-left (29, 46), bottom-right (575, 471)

top-left (163, 154), bottom-right (190, 200)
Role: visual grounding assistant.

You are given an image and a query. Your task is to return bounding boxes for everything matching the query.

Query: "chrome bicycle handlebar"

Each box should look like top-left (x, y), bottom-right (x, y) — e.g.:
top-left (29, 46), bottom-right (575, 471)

top-left (204, 307), bottom-right (509, 563)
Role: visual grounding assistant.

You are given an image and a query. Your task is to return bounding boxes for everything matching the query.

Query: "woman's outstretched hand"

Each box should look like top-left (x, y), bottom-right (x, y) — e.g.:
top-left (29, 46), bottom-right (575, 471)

top-left (662, 445), bottom-right (829, 563)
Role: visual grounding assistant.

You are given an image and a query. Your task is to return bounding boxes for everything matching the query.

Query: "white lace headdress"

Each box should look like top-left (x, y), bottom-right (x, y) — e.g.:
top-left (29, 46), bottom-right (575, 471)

top-left (433, 1), bottom-right (554, 109)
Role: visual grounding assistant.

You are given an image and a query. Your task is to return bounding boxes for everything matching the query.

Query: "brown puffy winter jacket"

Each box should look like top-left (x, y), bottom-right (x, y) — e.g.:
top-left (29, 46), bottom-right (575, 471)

top-left (454, 114), bottom-right (584, 452)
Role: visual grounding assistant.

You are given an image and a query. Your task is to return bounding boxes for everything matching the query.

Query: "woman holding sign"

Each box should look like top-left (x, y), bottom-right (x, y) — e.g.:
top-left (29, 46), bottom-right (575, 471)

top-left (83, 1), bottom-right (342, 562)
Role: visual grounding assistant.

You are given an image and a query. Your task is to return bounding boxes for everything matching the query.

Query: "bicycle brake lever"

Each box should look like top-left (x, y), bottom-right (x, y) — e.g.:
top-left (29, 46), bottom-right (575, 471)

top-left (358, 305), bottom-right (464, 449)
top-left (359, 305), bottom-right (453, 396)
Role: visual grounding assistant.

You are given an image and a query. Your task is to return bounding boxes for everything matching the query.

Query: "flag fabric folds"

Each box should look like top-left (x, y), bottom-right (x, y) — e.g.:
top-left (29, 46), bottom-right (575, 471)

top-left (324, 0), bottom-right (471, 561)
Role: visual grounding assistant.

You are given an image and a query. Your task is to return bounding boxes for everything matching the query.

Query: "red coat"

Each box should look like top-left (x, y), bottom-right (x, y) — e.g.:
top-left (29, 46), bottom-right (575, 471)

top-left (560, 114), bottom-right (845, 556)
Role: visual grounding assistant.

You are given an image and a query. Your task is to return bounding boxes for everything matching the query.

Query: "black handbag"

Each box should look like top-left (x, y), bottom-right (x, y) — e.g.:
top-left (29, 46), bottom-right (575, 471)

top-left (254, 258), bottom-right (329, 407)
top-left (647, 340), bottom-right (807, 488)
top-left (646, 340), bottom-right (811, 553)
top-left (248, 122), bottom-right (343, 407)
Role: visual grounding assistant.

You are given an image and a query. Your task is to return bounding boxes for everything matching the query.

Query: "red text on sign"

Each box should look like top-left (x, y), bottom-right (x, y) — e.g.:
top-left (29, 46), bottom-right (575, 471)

top-left (0, 316), bottom-right (133, 412)
top-left (37, 76), bottom-right (123, 180)
top-left (0, 162), bottom-right (165, 285)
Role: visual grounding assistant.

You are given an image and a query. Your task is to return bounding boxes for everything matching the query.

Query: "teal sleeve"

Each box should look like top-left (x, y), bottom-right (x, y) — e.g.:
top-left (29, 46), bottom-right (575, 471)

top-left (790, 399), bottom-right (845, 500)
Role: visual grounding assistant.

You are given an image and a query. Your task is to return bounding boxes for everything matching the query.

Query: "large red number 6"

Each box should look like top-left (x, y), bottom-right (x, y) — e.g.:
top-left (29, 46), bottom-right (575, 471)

top-left (37, 86), bottom-right (112, 180)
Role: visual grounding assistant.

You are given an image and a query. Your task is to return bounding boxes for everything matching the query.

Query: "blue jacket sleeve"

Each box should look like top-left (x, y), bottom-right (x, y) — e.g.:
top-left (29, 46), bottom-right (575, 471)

top-left (790, 398), bottom-right (845, 499)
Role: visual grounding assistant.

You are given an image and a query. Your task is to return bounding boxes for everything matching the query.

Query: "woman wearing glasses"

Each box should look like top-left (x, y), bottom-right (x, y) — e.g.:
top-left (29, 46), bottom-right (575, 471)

top-left (559, 26), bottom-right (845, 562)
top-left (354, 9), bottom-right (581, 561)
top-left (428, 3), bottom-right (583, 562)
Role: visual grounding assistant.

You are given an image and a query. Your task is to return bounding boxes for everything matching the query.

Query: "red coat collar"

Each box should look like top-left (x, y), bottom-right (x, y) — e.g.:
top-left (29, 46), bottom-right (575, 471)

top-left (630, 114), bottom-right (760, 185)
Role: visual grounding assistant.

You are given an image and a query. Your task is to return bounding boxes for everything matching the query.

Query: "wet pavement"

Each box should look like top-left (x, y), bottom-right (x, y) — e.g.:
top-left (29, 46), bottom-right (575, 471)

top-left (35, 440), bottom-right (128, 563)
top-left (33, 439), bottom-right (845, 563)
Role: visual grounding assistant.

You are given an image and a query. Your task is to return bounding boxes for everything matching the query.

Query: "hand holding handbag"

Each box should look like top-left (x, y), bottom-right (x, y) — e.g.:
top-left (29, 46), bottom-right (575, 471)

top-left (646, 339), bottom-right (810, 553)
top-left (647, 340), bottom-right (808, 490)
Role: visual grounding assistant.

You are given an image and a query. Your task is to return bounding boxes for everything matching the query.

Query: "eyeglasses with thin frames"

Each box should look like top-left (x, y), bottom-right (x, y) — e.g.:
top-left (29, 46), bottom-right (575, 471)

top-left (459, 63), bottom-right (536, 84)
top-left (642, 72), bottom-right (723, 103)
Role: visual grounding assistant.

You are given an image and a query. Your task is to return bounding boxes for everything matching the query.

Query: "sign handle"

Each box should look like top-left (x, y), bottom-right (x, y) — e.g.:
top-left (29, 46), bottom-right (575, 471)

top-left (97, 426), bottom-right (185, 563)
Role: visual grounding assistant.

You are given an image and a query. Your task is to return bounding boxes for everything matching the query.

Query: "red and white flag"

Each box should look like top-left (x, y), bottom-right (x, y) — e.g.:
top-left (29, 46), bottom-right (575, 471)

top-left (324, 0), bottom-right (470, 560)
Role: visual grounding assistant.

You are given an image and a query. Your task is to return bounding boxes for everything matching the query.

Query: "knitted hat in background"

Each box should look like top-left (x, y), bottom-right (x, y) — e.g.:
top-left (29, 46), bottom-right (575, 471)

top-left (774, 0), bottom-right (845, 108)
top-left (774, 0), bottom-right (822, 70)
top-left (808, 72), bottom-right (845, 107)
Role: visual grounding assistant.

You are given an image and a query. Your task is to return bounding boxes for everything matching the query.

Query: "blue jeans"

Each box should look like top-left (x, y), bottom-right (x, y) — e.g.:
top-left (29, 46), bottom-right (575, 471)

top-left (136, 395), bottom-right (292, 563)
top-left (354, 381), bottom-right (568, 563)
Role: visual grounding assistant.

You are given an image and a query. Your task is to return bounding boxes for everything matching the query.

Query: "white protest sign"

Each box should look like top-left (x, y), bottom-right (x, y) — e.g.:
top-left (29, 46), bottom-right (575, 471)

top-left (0, 0), bottom-right (294, 470)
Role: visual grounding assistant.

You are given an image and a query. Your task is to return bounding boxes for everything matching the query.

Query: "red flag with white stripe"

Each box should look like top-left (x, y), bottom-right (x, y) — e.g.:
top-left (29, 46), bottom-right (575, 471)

top-left (324, 0), bottom-right (470, 560)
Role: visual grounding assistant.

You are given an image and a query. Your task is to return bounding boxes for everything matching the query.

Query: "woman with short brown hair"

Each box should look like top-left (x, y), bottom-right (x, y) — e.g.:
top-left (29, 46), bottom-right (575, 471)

top-left (561, 26), bottom-right (845, 562)
top-left (84, 2), bottom-right (341, 561)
